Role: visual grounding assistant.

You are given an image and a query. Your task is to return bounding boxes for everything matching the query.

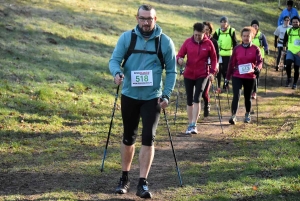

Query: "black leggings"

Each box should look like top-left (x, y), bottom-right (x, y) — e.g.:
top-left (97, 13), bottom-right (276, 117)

top-left (217, 56), bottom-right (230, 87)
top-left (202, 78), bottom-right (211, 105)
top-left (276, 47), bottom-right (286, 67)
top-left (184, 77), bottom-right (208, 106)
top-left (231, 77), bottom-right (255, 115)
top-left (121, 95), bottom-right (160, 146)
top-left (286, 60), bottom-right (299, 84)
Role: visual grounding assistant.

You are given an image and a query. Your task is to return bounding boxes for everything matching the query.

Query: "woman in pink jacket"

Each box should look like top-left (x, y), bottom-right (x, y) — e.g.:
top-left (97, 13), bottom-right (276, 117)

top-left (225, 26), bottom-right (263, 124)
top-left (177, 22), bottom-right (218, 134)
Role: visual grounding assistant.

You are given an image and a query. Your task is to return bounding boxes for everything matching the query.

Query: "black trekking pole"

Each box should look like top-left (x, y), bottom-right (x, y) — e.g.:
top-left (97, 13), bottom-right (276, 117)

top-left (274, 47), bottom-right (278, 71)
top-left (256, 78), bottom-right (259, 126)
top-left (162, 108), bottom-right (183, 187)
top-left (100, 82), bottom-right (121, 172)
top-left (211, 82), bottom-right (224, 134)
top-left (215, 79), bottom-right (222, 119)
top-left (264, 60), bottom-right (267, 94)
top-left (174, 67), bottom-right (184, 125)
top-left (226, 88), bottom-right (230, 110)
top-left (279, 50), bottom-right (285, 86)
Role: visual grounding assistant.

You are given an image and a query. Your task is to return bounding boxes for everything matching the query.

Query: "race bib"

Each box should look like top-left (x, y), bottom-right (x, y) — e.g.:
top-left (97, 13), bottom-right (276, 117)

top-left (131, 70), bottom-right (153, 87)
top-left (294, 39), bottom-right (300, 46)
top-left (219, 56), bottom-right (222, 63)
top-left (238, 63), bottom-right (253, 74)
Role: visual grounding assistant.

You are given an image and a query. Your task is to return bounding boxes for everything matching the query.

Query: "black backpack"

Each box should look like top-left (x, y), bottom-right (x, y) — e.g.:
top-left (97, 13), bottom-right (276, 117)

top-left (121, 29), bottom-right (165, 69)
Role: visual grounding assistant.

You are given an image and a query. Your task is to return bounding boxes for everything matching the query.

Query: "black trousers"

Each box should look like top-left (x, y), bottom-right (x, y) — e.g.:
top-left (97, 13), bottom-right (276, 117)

top-left (231, 77), bottom-right (255, 115)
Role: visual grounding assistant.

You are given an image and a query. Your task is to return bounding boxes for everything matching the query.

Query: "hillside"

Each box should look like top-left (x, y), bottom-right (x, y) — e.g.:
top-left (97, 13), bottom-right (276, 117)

top-left (0, 0), bottom-right (300, 200)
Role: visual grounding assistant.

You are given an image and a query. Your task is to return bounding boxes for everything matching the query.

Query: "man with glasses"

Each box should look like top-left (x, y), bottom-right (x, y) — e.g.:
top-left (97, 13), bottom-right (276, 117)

top-left (278, 0), bottom-right (299, 26)
top-left (109, 4), bottom-right (176, 199)
top-left (282, 16), bottom-right (300, 89)
top-left (274, 16), bottom-right (292, 71)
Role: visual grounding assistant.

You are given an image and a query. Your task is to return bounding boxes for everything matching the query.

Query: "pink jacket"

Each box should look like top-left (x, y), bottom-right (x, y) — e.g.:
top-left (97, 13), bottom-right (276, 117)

top-left (176, 35), bottom-right (217, 80)
top-left (226, 44), bottom-right (263, 80)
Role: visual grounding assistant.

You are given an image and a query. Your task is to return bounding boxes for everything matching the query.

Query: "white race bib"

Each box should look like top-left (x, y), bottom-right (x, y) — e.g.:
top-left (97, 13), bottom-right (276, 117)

top-left (219, 56), bottom-right (222, 63)
top-left (131, 70), bottom-right (153, 87)
top-left (294, 39), bottom-right (300, 46)
top-left (238, 63), bottom-right (253, 74)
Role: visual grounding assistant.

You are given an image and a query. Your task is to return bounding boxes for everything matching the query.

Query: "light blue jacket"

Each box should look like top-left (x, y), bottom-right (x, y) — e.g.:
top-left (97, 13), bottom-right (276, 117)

top-left (278, 8), bottom-right (299, 26)
top-left (109, 24), bottom-right (176, 100)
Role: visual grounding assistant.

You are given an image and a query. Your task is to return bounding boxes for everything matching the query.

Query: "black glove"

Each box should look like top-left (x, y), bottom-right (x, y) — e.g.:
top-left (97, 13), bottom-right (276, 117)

top-left (274, 42), bottom-right (277, 48)
top-left (265, 49), bottom-right (269, 55)
top-left (254, 67), bottom-right (260, 76)
top-left (179, 68), bottom-right (184, 76)
top-left (224, 79), bottom-right (229, 88)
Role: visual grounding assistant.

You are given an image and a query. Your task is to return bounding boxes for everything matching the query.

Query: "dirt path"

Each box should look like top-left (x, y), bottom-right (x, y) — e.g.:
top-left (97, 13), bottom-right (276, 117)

top-left (95, 58), bottom-right (300, 200)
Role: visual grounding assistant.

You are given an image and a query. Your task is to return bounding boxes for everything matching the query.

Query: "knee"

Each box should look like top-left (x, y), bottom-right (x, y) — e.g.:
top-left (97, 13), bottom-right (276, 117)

top-left (187, 102), bottom-right (193, 106)
top-left (142, 135), bottom-right (155, 146)
top-left (193, 97), bottom-right (200, 104)
top-left (187, 98), bottom-right (193, 106)
top-left (123, 134), bottom-right (136, 146)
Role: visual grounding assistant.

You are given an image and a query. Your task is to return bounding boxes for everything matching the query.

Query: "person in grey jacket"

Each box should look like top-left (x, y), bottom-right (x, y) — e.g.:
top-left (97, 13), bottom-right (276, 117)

top-left (109, 4), bottom-right (176, 199)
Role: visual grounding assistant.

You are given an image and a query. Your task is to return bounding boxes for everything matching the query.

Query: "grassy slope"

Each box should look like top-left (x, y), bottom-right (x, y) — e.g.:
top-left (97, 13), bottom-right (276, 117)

top-left (0, 0), bottom-right (299, 200)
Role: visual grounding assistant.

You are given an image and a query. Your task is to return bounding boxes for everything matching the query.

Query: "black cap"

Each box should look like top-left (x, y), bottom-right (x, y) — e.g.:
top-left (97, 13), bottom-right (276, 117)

top-left (251, 20), bottom-right (259, 27)
top-left (220, 16), bottom-right (228, 23)
top-left (287, 0), bottom-right (293, 6)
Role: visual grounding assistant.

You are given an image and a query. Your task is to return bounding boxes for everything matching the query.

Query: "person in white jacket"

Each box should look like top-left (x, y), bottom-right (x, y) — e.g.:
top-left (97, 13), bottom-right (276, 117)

top-left (274, 16), bottom-right (292, 71)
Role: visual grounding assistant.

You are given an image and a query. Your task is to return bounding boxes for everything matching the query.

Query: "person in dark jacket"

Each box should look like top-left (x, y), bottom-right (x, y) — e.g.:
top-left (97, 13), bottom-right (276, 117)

top-left (202, 21), bottom-right (219, 117)
top-left (225, 26), bottom-right (263, 124)
top-left (177, 22), bottom-right (218, 134)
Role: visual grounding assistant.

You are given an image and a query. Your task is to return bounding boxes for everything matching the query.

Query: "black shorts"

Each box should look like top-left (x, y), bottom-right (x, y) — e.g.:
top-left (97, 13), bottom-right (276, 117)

top-left (121, 95), bottom-right (161, 146)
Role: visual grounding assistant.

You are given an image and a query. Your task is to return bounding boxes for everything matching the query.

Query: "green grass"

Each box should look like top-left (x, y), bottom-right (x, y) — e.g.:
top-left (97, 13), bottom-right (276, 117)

top-left (0, 0), bottom-right (300, 200)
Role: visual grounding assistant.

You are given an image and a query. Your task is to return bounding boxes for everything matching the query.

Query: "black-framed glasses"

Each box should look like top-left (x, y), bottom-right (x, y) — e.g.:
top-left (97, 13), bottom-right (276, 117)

top-left (138, 17), bottom-right (154, 23)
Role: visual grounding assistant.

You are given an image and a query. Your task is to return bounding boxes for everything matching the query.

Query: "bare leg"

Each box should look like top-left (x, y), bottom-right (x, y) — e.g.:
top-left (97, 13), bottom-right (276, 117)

top-left (121, 143), bottom-right (135, 171)
top-left (192, 102), bottom-right (200, 123)
top-left (139, 145), bottom-right (154, 178)
top-left (187, 105), bottom-right (193, 124)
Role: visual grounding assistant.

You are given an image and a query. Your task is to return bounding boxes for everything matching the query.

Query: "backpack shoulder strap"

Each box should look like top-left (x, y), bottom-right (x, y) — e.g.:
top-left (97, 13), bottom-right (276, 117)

top-left (229, 27), bottom-right (236, 42)
top-left (156, 34), bottom-right (165, 69)
top-left (258, 32), bottom-right (263, 46)
top-left (121, 29), bottom-right (137, 67)
top-left (287, 28), bottom-right (292, 36)
top-left (121, 30), bottom-right (165, 69)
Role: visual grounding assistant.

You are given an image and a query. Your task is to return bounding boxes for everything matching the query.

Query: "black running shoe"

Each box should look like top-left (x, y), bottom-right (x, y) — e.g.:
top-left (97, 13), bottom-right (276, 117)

top-left (229, 115), bottom-right (237, 125)
top-left (136, 181), bottom-right (152, 198)
top-left (285, 78), bottom-right (291, 87)
top-left (204, 103), bottom-right (211, 117)
top-left (115, 177), bottom-right (130, 194)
